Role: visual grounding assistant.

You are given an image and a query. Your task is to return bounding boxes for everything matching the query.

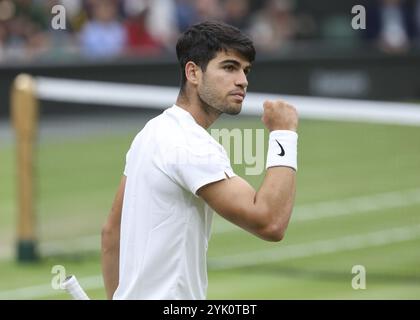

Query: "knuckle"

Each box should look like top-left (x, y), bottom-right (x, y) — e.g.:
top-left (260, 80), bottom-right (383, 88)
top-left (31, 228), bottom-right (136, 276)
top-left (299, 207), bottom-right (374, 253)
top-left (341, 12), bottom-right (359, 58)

top-left (286, 104), bottom-right (297, 114)
top-left (263, 100), bottom-right (272, 108)
top-left (274, 100), bottom-right (283, 107)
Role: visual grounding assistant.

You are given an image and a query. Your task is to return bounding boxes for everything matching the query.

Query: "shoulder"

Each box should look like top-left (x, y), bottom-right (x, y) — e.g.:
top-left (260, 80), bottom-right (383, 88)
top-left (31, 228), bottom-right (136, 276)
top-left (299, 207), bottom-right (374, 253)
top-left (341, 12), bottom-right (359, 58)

top-left (170, 120), bottom-right (225, 158)
top-left (130, 107), bottom-right (227, 158)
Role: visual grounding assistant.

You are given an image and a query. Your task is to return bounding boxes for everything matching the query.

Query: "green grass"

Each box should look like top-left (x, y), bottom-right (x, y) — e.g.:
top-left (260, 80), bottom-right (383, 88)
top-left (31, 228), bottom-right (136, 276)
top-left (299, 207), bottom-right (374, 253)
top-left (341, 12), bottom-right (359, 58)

top-left (0, 116), bottom-right (419, 299)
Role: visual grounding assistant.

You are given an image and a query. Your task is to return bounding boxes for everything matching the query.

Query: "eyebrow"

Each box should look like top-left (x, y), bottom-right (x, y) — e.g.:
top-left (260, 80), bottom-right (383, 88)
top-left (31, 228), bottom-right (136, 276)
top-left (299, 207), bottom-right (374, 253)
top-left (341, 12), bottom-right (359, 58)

top-left (220, 59), bottom-right (252, 70)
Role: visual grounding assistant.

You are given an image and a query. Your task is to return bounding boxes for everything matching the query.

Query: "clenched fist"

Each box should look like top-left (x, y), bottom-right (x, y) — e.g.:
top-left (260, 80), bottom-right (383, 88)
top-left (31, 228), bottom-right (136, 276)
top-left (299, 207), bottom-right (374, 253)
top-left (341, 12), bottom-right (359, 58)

top-left (262, 100), bottom-right (298, 132)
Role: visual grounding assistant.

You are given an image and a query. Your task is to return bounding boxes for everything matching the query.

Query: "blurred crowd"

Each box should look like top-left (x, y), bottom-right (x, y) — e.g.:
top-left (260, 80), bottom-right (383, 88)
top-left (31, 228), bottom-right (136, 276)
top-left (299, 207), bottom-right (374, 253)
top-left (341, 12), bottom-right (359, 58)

top-left (0, 0), bottom-right (420, 63)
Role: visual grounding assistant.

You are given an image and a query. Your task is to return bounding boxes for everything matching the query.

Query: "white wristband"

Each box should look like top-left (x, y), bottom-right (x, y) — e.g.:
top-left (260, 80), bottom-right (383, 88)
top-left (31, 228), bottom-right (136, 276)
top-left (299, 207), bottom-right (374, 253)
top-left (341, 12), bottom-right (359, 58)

top-left (266, 130), bottom-right (298, 171)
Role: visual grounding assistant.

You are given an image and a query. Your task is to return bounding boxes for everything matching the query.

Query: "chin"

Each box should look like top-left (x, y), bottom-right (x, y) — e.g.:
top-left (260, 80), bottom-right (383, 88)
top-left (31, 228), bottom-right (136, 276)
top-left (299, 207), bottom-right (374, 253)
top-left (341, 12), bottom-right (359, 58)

top-left (224, 104), bottom-right (242, 115)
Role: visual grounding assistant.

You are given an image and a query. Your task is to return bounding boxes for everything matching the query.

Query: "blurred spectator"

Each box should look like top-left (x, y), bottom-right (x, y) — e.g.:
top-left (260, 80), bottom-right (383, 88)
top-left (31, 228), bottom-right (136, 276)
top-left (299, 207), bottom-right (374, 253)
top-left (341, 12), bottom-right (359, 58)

top-left (365, 0), bottom-right (417, 53)
top-left (223, 0), bottom-right (251, 30)
top-left (42, 0), bottom-right (80, 59)
top-left (58, 0), bottom-right (83, 19)
top-left (248, 0), bottom-right (297, 53)
top-left (0, 0), bottom-right (50, 60)
top-left (416, 0), bottom-right (420, 43)
top-left (58, 0), bottom-right (86, 32)
top-left (124, 0), bottom-right (179, 52)
top-left (0, 22), bottom-right (6, 60)
top-left (1, 0), bottom-right (419, 64)
top-left (194, 0), bottom-right (224, 21)
top-left (175, 0), bottom-right (197, 32)
top-left (146, 0), bottom-right (179, 50)
top-left (175, 0), bottom-right (224, 33)
top-left (79, 0), bottom-right (126, 58)
top-left (123, 0), bottom-right (162, 55)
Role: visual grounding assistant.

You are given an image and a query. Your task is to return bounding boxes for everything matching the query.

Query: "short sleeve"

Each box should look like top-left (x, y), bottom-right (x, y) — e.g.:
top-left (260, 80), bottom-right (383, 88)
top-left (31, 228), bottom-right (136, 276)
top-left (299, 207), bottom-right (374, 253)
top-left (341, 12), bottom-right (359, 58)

top-left (163, 143), bottom-right (236, 196)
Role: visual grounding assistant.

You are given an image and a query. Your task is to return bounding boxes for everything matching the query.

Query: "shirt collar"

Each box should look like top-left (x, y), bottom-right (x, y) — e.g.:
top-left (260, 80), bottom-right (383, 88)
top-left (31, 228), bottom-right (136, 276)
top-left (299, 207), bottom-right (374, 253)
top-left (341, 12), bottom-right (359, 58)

top-left (168, 104), bottom-right (198, 124)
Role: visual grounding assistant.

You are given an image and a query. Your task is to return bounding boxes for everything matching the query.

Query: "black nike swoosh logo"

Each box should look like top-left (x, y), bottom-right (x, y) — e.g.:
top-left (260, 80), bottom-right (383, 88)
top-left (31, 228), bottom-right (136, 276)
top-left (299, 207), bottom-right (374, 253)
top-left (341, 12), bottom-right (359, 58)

top-left (275, 139), bottom-right (285, 156)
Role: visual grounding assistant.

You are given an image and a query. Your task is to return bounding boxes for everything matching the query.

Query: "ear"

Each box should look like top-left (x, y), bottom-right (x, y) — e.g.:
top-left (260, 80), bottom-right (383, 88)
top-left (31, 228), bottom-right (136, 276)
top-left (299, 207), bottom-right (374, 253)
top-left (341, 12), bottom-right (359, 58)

top-left (185, 61), bottom-right (201, 86)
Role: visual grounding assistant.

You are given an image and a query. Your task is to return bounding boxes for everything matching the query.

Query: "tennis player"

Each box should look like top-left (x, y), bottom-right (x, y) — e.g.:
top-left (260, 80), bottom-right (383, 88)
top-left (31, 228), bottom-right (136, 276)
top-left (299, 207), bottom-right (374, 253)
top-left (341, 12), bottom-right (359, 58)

top-left (101, 21), bottom-right (298, 300)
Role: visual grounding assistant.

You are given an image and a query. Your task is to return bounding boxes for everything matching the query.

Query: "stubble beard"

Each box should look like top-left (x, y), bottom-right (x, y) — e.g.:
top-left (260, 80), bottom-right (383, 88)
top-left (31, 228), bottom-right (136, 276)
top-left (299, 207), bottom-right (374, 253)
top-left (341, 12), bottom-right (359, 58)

top-left (197, 80), bottom-right (242, 116)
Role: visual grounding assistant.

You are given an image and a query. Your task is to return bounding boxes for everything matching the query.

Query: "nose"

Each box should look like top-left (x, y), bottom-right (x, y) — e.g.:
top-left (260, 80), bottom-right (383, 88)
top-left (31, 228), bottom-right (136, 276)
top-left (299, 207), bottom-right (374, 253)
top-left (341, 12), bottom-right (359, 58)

top-left (235, 70), bottom-right (248, 89)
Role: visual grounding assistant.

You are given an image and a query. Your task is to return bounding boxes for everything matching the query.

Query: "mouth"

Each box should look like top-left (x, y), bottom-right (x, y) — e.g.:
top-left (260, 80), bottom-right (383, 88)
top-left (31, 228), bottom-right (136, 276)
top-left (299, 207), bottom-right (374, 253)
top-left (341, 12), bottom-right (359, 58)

top-left (229, 91), bottom-right (246, 102)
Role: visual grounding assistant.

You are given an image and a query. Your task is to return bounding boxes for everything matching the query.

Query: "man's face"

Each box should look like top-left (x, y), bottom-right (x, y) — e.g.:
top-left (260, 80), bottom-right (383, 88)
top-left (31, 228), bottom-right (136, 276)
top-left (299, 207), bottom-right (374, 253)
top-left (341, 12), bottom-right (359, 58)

top-left (197, 49), bottom-right (251, 115)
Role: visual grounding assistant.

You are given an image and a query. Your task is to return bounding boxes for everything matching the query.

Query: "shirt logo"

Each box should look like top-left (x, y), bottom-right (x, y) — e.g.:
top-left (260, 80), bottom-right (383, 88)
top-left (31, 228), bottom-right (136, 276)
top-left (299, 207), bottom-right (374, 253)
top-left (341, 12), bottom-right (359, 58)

top-left (275, 139), bottom-right (285, 157)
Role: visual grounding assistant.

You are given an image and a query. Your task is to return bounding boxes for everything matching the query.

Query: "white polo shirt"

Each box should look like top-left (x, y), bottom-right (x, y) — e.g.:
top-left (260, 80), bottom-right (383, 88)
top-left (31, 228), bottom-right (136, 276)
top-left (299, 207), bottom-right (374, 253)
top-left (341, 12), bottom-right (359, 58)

top-left (113, 105), bottom-right (235, 300)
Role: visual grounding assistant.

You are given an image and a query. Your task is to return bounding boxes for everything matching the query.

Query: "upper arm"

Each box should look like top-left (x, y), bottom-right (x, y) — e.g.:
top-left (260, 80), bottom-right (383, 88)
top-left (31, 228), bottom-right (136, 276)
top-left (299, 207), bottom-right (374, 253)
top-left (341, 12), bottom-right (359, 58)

top-left (197, 175), bottom-right (270, 239)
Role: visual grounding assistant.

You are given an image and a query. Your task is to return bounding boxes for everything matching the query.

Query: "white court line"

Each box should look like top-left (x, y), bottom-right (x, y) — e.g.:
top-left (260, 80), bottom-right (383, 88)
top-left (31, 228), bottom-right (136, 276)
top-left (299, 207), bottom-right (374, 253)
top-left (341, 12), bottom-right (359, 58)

top-left (0, 186), bottom-right (415, 260)
top-left (209, 224), bottom-right (420, 270)
top-left (0, 275), bottom-right (102, 300)
top-left (213, 187), bottom-right (420, 234)
top-left (1, 224), bottom-right (420, 299)
top-left (37, 187), bottom-right (420, 255)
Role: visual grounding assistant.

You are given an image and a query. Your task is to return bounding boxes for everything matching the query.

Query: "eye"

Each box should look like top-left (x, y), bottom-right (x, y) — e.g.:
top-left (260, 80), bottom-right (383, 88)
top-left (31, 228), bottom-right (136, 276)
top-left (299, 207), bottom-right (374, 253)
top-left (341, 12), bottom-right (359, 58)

top-left (223, 65), bottom-right (235, 72)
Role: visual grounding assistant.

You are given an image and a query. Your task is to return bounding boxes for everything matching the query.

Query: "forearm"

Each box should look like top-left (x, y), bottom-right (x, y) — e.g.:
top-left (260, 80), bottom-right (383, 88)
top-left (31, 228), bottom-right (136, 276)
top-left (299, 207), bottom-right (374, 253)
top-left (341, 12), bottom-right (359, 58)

top-left (101, 176), bottom-right (126, 298)
top-left (254, 166), bottom-right (296, 237)
top-left (101, 228), bottom-right (120, 299)
top-left (252, 127), bottom-right (298, 238)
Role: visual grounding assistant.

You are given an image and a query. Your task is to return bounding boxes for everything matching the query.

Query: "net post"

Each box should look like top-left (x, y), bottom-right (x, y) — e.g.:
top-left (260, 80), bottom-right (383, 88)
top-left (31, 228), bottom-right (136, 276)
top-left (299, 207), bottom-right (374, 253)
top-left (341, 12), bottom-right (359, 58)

top-left (11, 74), bottom-right (40, 263)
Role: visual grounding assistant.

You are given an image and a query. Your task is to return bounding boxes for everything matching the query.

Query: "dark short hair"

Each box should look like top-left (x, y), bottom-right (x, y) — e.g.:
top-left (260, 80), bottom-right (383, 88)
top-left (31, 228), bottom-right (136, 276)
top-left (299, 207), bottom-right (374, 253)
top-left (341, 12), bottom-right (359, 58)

top-left (176, 21), bottom-right (256, 90)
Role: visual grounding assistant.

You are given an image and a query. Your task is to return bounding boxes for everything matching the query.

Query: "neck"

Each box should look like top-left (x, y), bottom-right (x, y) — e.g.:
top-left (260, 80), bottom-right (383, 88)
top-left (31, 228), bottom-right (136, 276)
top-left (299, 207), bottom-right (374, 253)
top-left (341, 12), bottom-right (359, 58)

top-left (175, 89), bottom-right (221, 129)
